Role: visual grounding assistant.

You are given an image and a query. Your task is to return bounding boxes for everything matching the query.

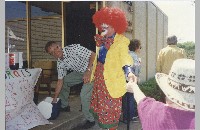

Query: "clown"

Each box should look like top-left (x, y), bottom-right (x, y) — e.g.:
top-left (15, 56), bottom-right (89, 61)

top-left (89, 7), bottom-right (135, 129)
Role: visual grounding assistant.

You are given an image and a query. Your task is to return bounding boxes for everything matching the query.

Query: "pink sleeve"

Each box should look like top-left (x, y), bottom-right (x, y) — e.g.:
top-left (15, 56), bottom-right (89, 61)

top-left (138, 97), bottom-right (164, 124)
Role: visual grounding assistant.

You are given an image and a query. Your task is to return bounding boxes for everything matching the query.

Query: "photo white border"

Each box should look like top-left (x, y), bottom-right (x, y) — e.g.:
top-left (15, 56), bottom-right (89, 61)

top-left (195, 0), bottom-right (200, 129)
top-left (0, 0), bottom-right (5, 130)
top-left (2, 1), bottom-right (199, 130)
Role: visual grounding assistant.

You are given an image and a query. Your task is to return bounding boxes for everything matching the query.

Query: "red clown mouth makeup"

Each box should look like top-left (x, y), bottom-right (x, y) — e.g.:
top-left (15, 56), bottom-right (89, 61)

top-left (101, 23), bottom-right (109, 36)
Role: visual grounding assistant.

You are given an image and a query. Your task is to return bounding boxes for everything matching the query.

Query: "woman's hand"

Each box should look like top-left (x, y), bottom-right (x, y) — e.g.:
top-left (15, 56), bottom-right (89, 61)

top-left (128, 72), bottom-right (136, 82)
top-left (126, 74), bottom-right (138, 93)
top-left (126, 75), bottom-right (146, 104)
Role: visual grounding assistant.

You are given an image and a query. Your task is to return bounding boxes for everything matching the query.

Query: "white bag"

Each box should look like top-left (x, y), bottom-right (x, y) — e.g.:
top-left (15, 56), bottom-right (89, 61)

top-left (37, 97), bottom-right (61, 120)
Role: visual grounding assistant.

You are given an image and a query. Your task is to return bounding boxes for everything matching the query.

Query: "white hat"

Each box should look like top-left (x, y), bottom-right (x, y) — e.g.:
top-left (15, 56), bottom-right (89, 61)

top-left (155, 59), bottom-right (195, 111)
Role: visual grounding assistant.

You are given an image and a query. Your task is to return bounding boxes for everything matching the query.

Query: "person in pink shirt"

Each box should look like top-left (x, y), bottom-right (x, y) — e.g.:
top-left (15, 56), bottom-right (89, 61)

top-left (126, 58), bottom-right (195, 130)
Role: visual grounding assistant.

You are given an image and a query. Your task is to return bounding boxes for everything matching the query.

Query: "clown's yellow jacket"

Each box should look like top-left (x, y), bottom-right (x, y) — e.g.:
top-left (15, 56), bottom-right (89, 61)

top-left (90, 33), bottom-right (133, 98)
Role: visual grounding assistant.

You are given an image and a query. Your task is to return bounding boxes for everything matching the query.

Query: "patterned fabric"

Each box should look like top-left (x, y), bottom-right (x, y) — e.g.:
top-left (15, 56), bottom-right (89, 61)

top-left (94, 34), bottom-right (114, 50)
top-left (138, 97), bottom-right (195, 130)
top-left (5, 69), bottom-right (51, 130)
top-left (57, 44), bottom-right (92, 79)
top-left (90, 62), bottom-right (122, 129)
top-left (156, 45), bottom-right (186, 74)
top-left (168, 78), bottom-right (195, 93)
top-left (96, 34), bottom-right (115, 64)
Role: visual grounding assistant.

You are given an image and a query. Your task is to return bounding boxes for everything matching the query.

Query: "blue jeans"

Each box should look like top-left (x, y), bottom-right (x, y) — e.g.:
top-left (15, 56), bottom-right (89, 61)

top-left (122, 92), bottom-right (135, 120)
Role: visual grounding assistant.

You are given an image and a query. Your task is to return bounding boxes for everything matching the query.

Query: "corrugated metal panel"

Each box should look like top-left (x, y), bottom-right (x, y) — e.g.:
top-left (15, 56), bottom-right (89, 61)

top-left (5, 17), bottom-right (61, 63)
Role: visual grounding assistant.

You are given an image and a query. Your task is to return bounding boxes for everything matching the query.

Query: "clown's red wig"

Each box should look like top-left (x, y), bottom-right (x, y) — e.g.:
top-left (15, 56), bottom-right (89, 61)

top-left (92, 7), bottom-right (128, 34)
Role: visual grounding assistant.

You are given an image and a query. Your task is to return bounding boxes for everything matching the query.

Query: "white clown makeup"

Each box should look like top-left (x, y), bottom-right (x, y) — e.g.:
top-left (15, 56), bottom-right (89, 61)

top-left (100, 23), bottom-right (115, 38)
top-left (101, 23), bottom-right (109, 36)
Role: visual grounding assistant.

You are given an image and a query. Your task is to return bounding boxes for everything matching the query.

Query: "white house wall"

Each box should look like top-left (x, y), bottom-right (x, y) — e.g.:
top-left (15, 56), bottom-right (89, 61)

top-left (134, 1), bottom-right (147, 82)
top-left (147, 2), bottom-right (157, 80)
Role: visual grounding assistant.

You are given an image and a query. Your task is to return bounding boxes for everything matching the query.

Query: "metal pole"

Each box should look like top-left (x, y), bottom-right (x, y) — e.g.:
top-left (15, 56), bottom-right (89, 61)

top-left (127, 93), bottom-right (130, 130)
top-left (96, 2), bottom-right (98, 34)
top-left (61, 1), bottom-right (65, 48)
top-left (26, 1), bottom-right (31, 68)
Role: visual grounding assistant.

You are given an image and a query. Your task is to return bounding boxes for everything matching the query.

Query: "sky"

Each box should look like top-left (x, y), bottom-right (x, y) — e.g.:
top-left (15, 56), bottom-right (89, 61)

top-left (153, 0), bottom-right (195, 43)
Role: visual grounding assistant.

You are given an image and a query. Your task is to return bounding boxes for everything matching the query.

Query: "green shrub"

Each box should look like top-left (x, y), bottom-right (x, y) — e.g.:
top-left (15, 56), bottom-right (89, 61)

top-left (139, 78), bottom-right (163, 102)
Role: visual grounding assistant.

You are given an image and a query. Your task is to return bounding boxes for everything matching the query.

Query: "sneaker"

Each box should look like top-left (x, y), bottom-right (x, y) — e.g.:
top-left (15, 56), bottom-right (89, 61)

top-left (132, 116), bottom-right (138, 119)
top-left (82, 120), bottom-right (95, 129)
top-left (60, 106), bottom-right (70, 112)
top-left (132, 118), bottom-right (139, 122)
top-left (131, 116), bottom-right (139, 122)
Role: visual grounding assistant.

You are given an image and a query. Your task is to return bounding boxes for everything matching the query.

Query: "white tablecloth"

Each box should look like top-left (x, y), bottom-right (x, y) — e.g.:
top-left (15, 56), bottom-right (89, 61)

top-left (5, 68), bottom-right (51, 130)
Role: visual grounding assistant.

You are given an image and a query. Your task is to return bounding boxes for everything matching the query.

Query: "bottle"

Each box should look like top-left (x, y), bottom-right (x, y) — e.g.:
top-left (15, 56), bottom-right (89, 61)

top-left (9, 44), bottom-right (19, 70)
top-left (18, 52), bottom-right (23, 69)
top-left (5, 53), bottom-right (9, 70)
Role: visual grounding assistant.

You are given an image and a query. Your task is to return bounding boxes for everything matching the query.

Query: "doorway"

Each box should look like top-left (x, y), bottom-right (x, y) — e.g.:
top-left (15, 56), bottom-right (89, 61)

top-left (65, 2), bottom-right (96, 52)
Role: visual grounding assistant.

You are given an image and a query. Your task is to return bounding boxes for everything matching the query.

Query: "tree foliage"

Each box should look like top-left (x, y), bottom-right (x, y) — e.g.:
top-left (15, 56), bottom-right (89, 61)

top-left (177, 41), bottom-right (195, 59)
